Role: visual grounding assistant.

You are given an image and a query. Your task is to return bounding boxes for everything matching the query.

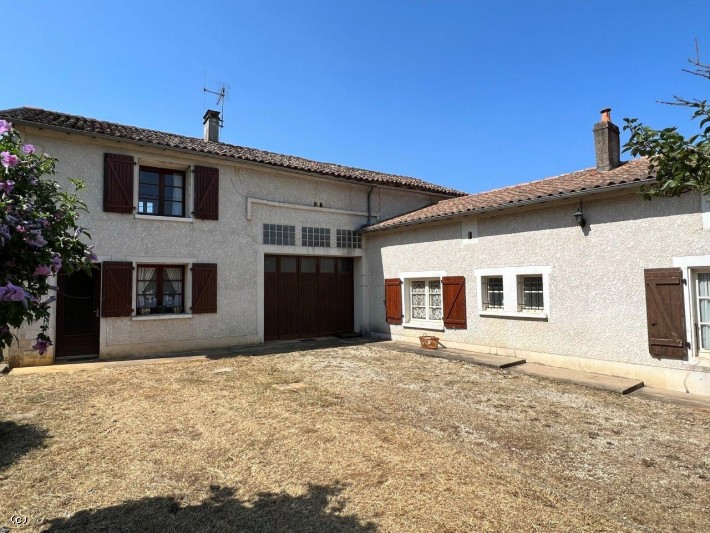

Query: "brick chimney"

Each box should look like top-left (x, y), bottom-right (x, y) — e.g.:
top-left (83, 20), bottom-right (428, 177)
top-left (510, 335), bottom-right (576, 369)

top-left (203, 110), bottom-right (220, 142)
top-left (593, 108), bottom-right (620, 171)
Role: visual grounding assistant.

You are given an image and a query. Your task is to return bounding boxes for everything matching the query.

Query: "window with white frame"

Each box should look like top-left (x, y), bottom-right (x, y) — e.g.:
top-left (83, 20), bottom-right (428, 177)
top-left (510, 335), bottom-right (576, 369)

top-left (475, 267), bottom-right (550, 318)
top-left (695, 271), bottom-right (710, 352)
top-left (481, 276), bottom-right (503, 310)
top-left (409, 280), bottom-right (443, 321)
top-left (518, 275), bottom-right (544, 312)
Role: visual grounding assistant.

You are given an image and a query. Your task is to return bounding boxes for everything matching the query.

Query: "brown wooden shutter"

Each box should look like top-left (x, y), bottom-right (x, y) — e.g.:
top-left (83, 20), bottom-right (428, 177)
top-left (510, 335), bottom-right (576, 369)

top-left (644, 268), bottom-right (687, 358)
top-left (103, 153), bottom-right (134, 213)
top-left (193, 166), bottom-right (219, 220)
top-left (192, 263), bottom-right (217, 313)
top-left (443, 276), bottom-right (467, 329)
top-left (385, 278), bottom-right (402, 325)
top-left (101, 262), bottom-right (133, 317)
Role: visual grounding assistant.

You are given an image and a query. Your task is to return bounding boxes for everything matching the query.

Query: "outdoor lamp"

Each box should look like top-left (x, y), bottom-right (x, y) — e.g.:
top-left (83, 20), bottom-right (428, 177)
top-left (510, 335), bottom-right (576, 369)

top-left (574, 206), bottom-right (586, 227)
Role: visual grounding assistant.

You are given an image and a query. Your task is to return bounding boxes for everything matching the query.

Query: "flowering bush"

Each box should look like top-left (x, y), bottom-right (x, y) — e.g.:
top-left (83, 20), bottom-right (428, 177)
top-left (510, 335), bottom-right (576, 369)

top-left (0, 119), bottom-right (94, 358)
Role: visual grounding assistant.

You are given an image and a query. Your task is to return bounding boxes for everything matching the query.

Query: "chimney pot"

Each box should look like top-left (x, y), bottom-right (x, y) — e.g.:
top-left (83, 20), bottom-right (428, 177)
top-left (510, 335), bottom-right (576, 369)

top-left (203, 109), bottom-right (220, 142)
top-left (593, 107), bottom-right (620, 171)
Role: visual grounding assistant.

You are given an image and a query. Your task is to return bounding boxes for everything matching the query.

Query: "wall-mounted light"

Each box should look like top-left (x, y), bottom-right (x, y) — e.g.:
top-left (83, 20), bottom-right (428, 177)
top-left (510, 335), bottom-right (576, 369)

top-left (573, 202), bottom-right (586, 227)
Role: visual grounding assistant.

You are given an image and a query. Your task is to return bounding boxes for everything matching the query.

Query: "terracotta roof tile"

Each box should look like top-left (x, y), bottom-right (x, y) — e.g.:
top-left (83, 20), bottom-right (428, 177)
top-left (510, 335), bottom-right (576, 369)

top-left (0, 107), bottom-right (465, 197)
top-left (365, 158), bottom-right (652, 231)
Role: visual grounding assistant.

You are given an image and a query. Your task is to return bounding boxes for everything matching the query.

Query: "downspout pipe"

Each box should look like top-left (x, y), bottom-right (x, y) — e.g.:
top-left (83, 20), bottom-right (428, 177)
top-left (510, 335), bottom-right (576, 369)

top-left (366, 186), bottom-right (375, 226)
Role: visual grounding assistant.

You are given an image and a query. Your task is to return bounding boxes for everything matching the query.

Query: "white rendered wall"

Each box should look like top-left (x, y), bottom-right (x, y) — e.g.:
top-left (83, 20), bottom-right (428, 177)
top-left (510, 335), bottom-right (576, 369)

top-left (365, 190), bottom-right (710, 395)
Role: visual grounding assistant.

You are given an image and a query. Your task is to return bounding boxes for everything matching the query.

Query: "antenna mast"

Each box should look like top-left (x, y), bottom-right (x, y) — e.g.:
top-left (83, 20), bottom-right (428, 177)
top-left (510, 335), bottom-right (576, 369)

top-left (203, 84), bottom-right (226, 128)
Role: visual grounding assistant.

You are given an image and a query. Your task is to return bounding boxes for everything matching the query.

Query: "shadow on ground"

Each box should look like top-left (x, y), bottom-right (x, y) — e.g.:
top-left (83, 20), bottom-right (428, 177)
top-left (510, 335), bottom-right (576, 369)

top-left (0, 420), bottom-right (48, 470)
top-left (43, 484), bottom-right (377, 533)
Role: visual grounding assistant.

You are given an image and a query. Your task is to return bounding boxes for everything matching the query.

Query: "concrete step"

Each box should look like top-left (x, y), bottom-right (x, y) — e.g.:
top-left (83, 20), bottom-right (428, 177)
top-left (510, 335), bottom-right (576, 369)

top-left (387, 341), bottom-right (526, 369)
top-left (0, 363), bottom-right (8, 374)
top-left (629, 386), bottom-right (710, 410)
top-left (511, 363), bottom-right (644, 395)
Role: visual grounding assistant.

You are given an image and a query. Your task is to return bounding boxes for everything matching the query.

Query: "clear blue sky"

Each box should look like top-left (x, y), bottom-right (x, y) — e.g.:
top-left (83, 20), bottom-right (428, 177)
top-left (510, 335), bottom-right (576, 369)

top-left (5, 1), bottom-right (709, 193)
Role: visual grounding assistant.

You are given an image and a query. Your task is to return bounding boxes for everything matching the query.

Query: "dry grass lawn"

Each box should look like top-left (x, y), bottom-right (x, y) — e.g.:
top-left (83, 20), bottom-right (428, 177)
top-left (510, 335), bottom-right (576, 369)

top-left (0, 342), bottom-right (709, 532)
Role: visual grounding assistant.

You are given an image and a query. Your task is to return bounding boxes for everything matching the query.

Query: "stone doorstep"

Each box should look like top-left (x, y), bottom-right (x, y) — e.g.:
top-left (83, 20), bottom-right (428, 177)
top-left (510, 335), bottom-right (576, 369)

top-left (0, 363), bottom-right (9, 375)
top-left (510, 362), bottom-right (645, 395)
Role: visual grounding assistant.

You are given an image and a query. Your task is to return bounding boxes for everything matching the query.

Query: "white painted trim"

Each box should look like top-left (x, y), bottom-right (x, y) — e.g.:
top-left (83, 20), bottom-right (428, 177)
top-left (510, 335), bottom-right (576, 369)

top-left (701, 194), bottom-right (710, 230)
top-left (398, 270), bottom-right (447, 329)
top-left (672, 255), bottom-right (710, 364)
top-left (403, 321), bottom-right (445, 332)
top-left (474, 266), bottom-right (551, 318)
top-left (399, 270), bottom-right (447, 279)
top-left (132, 314), bottom-right (193, 321)
top-left (259, 245), bottom-right (363, 257)
top-left (134, 214), bottom-right (194, 223)
top-left (246, 197), bottom-right (370, 221)
top-left (479, 310), bottom-right (548, 320)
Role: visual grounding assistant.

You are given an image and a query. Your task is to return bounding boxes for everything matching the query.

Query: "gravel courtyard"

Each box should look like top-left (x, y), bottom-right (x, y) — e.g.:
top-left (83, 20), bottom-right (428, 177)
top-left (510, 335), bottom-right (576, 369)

top-left (1, 342), bottom-right (708, 532)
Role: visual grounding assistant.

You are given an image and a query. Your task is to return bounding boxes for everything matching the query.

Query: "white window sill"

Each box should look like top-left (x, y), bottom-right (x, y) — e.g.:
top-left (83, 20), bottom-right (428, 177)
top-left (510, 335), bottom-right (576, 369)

top-left (403, 320), bottom-right (445, 332)
top-left (135, 214), bottom-right (194, 223)
top-left (479, 310), bottom-right (548, 320)
top-left (132, 314), bottom-right (193, 321)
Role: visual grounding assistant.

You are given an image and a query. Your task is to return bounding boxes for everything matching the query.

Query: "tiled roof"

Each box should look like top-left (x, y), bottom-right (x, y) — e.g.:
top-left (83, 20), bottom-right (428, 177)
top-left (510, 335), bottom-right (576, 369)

top-left (365, 158), bottom-right (652, 231)
top-left (0, 107), bottom-right (465, 197)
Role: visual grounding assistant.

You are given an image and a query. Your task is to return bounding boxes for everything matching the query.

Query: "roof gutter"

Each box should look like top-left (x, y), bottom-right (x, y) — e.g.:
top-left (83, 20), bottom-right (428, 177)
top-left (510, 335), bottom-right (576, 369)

top-left (363, 178), bottom-right (653, 233)
top-left (11, 119), bottom-right (464, 199)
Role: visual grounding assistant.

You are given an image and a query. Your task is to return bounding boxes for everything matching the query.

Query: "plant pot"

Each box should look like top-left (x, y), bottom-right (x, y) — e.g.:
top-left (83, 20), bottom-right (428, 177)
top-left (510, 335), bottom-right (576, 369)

top-left (172, 306), bottom-right (183, 314)
top-left (139, 307), bottom-right (151, 316)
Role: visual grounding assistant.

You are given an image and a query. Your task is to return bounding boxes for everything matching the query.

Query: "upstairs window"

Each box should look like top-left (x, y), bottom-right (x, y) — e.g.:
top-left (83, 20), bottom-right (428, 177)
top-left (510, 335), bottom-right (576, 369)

top-left (336, 229), bottom-right (362, 249)
top-left (302, 227), bottom-right (330, 247)
top-left (138, 167), bottom-right (185, 217)
top-left (263, 224), bottom-right (296, 245)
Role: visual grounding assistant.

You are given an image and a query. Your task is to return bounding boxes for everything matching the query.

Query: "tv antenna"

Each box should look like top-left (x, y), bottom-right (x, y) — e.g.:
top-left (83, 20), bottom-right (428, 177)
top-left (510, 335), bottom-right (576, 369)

top-left (203, 83), bottom-right (227, 128)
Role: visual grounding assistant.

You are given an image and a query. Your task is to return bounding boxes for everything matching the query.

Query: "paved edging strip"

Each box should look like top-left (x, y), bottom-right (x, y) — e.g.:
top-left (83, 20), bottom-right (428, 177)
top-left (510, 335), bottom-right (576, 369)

top-left (385, 341), bottom-right (526, 369)
top-left (510, 362), bottom-right (645, 395)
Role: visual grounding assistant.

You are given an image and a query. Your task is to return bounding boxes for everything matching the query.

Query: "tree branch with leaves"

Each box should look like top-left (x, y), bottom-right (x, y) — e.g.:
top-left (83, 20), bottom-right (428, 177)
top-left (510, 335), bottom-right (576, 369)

top-left (0, 120), bottom-right (95, 358)
top-left (624, 44), bottom-right (710, 199)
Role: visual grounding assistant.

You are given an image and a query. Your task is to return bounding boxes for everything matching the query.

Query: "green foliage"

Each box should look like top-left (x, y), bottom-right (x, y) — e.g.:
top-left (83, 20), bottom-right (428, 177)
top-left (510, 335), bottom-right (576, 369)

top-left (623, 51), bottom-right (710, 200)
top-left (0, 121), bottom-right (94, 357)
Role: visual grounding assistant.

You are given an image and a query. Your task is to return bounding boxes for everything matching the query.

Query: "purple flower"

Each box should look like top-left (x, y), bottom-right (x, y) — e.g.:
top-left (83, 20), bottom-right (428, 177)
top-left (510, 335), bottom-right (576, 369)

top-left (0, 180), bottom-right (14, 193)
top-left (51, 254), bottom-right (62, 273)
top-left (0, 224), bottom-right (10, 240)
top-left (22, 144), bottom-right (35, 154)
top-left (32, 338), bottom-right (51, 355)
top-left (14, 225), bottom-right (26, 234)
top-left (89, 251), bottom-right (98, 262)
top-left (34, 265), bottom-right (52, 276)
top-left (24, 232), bottom-right (48, 248)
top-left (1, 152), bottom-right (19, 169)
top-left (0, 282), bottom-right (27, 302)
top-left (0, 120), bottom-right (11, 135)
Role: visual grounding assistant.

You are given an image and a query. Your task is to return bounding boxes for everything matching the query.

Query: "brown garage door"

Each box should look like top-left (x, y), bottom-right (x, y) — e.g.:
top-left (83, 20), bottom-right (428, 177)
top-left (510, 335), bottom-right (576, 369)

top-left (264, 255), bottom-right (354, 341)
